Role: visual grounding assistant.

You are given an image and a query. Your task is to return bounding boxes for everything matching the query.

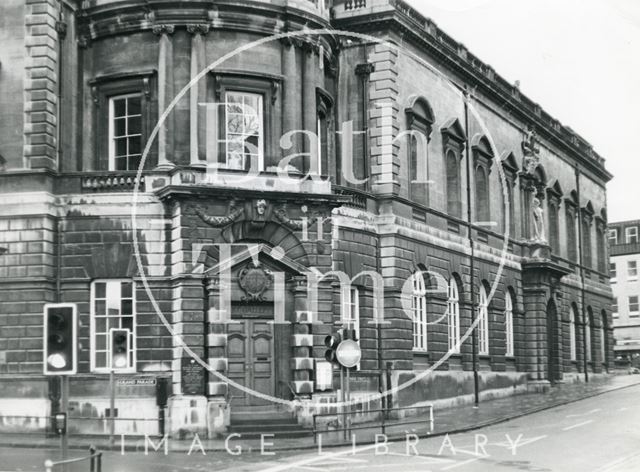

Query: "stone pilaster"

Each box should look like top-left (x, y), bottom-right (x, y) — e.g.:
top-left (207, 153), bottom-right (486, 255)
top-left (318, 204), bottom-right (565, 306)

top-left (154, 24), bottom-right (175, 169)
top-left (290, 276), bottom-right (314, 396)
top-left (24, 0), bottom-right (61, 170)
top-left (187, 24), bottom-right (209, 165)
top-left (367, 43), bottom-right (400, 194)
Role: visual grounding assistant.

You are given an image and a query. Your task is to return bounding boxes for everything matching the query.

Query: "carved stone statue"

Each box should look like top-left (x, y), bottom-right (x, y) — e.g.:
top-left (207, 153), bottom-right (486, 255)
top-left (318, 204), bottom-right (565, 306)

top-left (522, 127), bottom-right (540, 175)
top-left (532, 197), bottom-right (546, 242)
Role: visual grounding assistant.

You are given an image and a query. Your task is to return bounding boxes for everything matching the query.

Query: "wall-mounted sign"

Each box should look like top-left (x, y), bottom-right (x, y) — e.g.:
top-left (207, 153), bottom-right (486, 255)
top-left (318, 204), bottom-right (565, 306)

top-left (315, 360), bottom-right (333, 391)
top-left (181, 358), bottom-right (206, 396)
top-left (116, 378), bottom-right (157, 387)
top-left (336, 340), bottom-right (361, 369)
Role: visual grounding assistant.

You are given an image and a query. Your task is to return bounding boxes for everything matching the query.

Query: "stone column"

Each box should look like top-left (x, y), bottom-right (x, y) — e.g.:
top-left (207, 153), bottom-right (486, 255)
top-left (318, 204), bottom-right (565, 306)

top-left (187, 24), bottom-right (209, 166)
top-left (281, 38), bottom-right (300, 158)
top-left (302, 42), bottom-right (317, 174)
top-left (290, 276), bottom-right (314, 397)
top-left (154, 24), bottom-right (175, 169)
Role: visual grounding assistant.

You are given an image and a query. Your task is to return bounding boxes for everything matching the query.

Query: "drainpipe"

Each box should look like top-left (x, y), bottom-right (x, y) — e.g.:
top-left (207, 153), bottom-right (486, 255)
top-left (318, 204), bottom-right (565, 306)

top-left (55, 2), bottom-right (66, 170)
top-left (575, 166), bottom-right (589, 383)
top-left (463, 87), bottom-right (479, 406)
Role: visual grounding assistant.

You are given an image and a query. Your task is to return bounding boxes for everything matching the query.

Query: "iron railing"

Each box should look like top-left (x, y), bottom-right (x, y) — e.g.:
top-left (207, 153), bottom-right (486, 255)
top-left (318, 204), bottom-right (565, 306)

top-left (44, 446), bottom-right (102, 472)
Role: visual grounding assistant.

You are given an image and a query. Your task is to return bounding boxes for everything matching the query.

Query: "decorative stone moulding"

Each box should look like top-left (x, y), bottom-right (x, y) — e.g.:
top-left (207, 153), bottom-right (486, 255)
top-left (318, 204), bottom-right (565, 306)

top-left (291, 357), bottom-right (315, 370)
top-left (207, 358), bottom-right (228, 371)
top-left (292, 334), bottom-right (314, 347)
top-left (207, 381), bottom-right (228, 397)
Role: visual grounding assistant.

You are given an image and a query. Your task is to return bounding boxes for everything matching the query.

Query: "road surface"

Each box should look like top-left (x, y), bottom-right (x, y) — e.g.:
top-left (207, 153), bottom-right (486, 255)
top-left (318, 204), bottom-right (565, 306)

top-left (2, 383), bottom-right (639, 472)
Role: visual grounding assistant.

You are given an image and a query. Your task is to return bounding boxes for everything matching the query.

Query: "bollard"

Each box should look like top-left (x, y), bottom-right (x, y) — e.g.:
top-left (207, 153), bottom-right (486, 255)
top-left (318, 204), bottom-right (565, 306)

top-left (89, 446), bottom-right (96, 472)
top-left (44, 459), bottom-right (53, 472)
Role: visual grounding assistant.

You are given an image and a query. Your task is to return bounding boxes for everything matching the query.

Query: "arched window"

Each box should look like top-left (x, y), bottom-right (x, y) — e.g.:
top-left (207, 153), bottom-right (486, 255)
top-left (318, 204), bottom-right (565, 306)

top-left (411, 271), bottom-right (428, 351)
top-left (546, 181), bottom-right (563, 253)
top-left (447, 277), bottom-right (460, 353)
top-left (475, 166), bottom-right (490, 223)
top-left (582, 202), bottom-right (595, 269)
top-left (344, 287), bottom-right (360, 341)
top-left (600, 311), bottom-right (607, 366)
top-left (569, 305), bottom-right (578, 361)
top-left (566, 191), bottom-right (579, 262)
top-left (472, 135), bottom-right (494, 224)
top-left (405, 97), bottom-right (433, 206)
top-left (505, 290), bottom-right (515, 357)
top-left (586, 307), bottom-right (593, 362)
top-left (478, 284), bottom-right (489, 355)
top-left (446, 150), bottom-right (462, 218)
top-left (441, 118), bottom-right (466, 219)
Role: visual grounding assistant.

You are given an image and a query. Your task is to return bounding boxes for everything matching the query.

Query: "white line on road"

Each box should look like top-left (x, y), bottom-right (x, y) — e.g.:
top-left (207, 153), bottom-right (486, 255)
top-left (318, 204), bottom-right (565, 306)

top-left (594, 450), bottom-right (640, 472)
top-left (562, 419), bottom-right (594, 431)
top-left (566, 408), bottom-right (601, 418)
top-left (259, 443), bottom-right (381, 472)
top-left (441, 458), bottom-right (479, 470)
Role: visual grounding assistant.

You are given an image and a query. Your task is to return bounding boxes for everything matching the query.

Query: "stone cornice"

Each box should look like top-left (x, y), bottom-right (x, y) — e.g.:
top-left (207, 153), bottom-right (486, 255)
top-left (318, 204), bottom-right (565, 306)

top-left (333, 3), bottom-right (612, 184)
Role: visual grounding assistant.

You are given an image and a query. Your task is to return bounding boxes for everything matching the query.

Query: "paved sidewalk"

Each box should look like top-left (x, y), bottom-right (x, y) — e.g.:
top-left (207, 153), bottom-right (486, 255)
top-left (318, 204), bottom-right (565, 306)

top-left (1, 373), bottom-right (638, 452)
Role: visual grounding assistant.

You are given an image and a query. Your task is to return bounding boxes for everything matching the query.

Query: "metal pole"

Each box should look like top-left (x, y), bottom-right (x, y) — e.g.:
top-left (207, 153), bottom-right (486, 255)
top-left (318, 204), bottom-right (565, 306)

top-left (464, 87), bottom-right (480, 406)
top-left (60, 376), bottom-right (69, 472)
top-left (345, 366), bottom-right (351, 438)
top-left (339, 366), bottom-right (345, 440)
top-left (109, 369), bottom-right (115, 447)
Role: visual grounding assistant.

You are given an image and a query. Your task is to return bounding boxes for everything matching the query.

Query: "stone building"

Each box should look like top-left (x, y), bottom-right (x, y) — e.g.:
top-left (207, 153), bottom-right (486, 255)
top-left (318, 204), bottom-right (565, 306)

top-left (0, 0), bottom-right (613, 437)
top-left (608, 220), bottom-right (640, 363)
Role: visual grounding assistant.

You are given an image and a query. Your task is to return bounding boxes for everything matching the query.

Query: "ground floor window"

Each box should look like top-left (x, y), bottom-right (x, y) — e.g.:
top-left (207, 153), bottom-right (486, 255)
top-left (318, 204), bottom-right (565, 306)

top-left (478, 285), bottom-right (489, 355)
top-left (90, 279), bottom-right (136, 372)
top-left (412, 272), bottom-right (428, 351)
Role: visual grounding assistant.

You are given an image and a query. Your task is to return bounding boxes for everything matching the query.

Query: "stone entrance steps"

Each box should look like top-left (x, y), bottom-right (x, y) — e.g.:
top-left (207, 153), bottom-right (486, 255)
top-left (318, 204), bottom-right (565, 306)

top-left (229, 406), bottom-right (312, 439)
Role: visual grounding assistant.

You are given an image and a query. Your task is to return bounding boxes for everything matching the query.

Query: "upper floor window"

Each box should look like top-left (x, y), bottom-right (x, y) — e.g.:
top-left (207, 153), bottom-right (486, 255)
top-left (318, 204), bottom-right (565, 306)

top-left (441, 119), bottom-right (466, 220)
top-left (628, 260), bottom-right (638, 279)
top-left (472, 136), bottom-right (494, 225)
top-left (447, 278), bottom-right (460, 353)
top-left (411, 271), bottom-right (428, 351)
top-left (505, 291), bottom-right (515, 357)
top-left (612, 298), bottom-right (618, 317)
top-left (224, 91), bottom-right (264, 171)
top-left (626, 226), bottom-right (639, 244)
top-left (478, 284), bottom-right (489, 355)
top-left (108, 94), bottom-right (143, 171)
top-left (630, 295), bottom-right (639, 315)
top-left (405, 97), bottom-right (433, 206)
top-left (610, 262), bottom-right (617, 280)
top-left (609, 228), bottom-right (618, 245)
top-left (90, 280), bottom-right (136, 372)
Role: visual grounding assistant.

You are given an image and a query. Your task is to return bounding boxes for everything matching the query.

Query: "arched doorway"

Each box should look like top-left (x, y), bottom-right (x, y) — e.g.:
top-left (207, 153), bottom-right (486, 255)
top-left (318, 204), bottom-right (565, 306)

top-left (546, 299), bottom-right (561, 383)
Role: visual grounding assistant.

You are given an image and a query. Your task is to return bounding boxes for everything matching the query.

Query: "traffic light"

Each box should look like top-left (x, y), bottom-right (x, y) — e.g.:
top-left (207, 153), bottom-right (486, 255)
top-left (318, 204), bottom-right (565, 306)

top-left (110, 328), bottom-right (131, 371)
top-left (324, 331), bottom-right (343, 363)
top-left (44, 304), bottom-right (77, 375)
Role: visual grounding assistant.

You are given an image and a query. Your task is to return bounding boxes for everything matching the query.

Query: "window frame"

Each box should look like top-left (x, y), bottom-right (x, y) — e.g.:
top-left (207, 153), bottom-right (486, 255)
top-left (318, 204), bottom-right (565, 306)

top-left (626, 226), bottom-right (639, 244)
top-left (612, 298), bottom-right (619, 317)
top-left (569, 306), bottom-right (578, 361)
top-left (108, 93), bottom-right (144, 171)
top-left (343, 286), bottom-right (361, 342)
top-left (478, 285), bottom-right (489, 355)
top-left (447, 278), bottom-right (460, 353)
top-left (629, 295), bottom-right (640, 316)
top-left (585, 314), bottom-right (592, 362)
top-left (505, 291), bottom-right (515, 357)
top-left (627, 260), bottom-right (638, 280)
top-left (223, 90), bottom-right (265, 172)
top-left (90, 279), bottom-right (137, 374)
top-left (411, 271), bottom-right (428, 352)
top-left (608, 228), bottom-right (618, 245)
top-left (89, 70), bottom-right (155, 171)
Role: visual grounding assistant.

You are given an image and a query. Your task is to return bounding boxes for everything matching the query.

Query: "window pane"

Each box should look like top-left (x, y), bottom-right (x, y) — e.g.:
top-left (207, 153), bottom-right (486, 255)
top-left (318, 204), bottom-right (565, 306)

top-left (128, 155), bottom-right (141, 171)
top-left (95, 352), bottom-right (107, 368)
top-left (128, 97), bottom-right (141, 115)
top-left (122, 316), bottom-right (133, 331)
top-left (121, 282), bottom-right (132, 298)
top-left (96, 335), bottom-right (106, 351)
top-left (95, 300), bottom-right (106, 316)
top-left (95, 283), bottom-right (106, 298)
top-left (113, 99), bottom-right (126, 117)
top-left (128, 116), bottom-right (142, 135)
top-left (115, 138), bottom-right (127, 157)
top-left (122, 299), bottom-right (132, 316)
top-left (128, 136), bottom-right (141, 155)
top-left (115, 156), bottom-right (127, 171)
top-left (95, 317), bottom-right (106, 333)
top-left (114, 118), bottom-right (126, 137)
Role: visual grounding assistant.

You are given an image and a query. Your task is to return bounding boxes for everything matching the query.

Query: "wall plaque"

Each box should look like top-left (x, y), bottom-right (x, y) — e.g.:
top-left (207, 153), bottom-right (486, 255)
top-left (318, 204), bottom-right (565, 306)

top-left (181, 358), bottom-right (206, 396)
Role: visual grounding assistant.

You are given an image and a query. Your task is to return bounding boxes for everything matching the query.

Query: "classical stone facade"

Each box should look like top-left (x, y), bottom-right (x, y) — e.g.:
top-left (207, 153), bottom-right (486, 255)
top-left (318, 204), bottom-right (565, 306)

top-left (0, 0), bottom-right (613, 437)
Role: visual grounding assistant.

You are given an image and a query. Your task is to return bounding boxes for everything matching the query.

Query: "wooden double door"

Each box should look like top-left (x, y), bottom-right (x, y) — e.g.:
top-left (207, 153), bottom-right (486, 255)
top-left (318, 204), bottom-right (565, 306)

top-left (227, 320), bottom-right (275, 406)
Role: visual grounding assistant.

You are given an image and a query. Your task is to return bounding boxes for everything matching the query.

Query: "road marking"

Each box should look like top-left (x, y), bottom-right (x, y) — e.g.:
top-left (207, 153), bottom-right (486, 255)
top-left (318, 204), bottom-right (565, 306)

top-left (617, 407), bottom-right (628, 412)
top-left (441, 458), bottom-right (479, 470)
top-left (491, 434), bottom-right (548, 449)
top-left (566, 408), bottom-right (601, 418)
top-left (562, 419), bottom-right (594, 431)
top-left (259, 443), bottom-right (381, 472)
top-left (594, 450), bottom-right (640, 472)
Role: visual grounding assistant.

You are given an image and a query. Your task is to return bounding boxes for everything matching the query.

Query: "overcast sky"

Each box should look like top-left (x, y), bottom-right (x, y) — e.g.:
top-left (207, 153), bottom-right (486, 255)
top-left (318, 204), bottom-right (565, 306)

top-left (409, 0), bottom-right (640, 223)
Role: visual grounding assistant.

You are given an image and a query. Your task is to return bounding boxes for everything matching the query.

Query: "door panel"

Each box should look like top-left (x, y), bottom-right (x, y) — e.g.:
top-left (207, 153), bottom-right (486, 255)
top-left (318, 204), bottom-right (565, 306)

top-left (226, 321), bottom-right (274, 406)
